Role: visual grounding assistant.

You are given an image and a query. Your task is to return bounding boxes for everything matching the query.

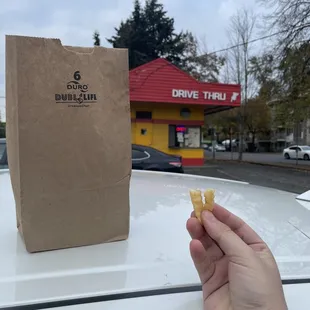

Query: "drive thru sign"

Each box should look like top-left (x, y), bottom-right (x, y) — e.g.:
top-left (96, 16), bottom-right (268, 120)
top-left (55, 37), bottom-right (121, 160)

top-left (172, 89), bottom-right (240, 103)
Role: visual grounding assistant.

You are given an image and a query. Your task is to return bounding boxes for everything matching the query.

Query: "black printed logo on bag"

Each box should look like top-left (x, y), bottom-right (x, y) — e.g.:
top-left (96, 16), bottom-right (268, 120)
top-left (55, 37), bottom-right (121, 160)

top-left (55, 71), bottom-right (97, 107)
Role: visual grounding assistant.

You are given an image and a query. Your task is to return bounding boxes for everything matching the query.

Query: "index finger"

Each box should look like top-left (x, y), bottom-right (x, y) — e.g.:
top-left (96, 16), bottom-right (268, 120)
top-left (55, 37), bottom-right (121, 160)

top-left (212, 204), bottom-right (263, 246)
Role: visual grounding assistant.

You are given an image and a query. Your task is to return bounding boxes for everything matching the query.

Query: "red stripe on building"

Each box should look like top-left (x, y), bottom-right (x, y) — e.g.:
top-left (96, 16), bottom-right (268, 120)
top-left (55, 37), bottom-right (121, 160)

top-left (182, 158), bottom-right (204, 167)
top-left (131, 118), bottom-right (204, 125)
top-left (153, 119), bottom-right (204, 125)
top-left (131, 119), bottom-right (153, 123)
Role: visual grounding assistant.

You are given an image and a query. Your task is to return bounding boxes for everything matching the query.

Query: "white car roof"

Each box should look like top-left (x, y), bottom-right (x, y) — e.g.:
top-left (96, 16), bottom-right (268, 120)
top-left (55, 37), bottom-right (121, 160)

top-left (1, 169), bottom-right (310, 308)
top-left (287, 145), bottom-right (309, 148)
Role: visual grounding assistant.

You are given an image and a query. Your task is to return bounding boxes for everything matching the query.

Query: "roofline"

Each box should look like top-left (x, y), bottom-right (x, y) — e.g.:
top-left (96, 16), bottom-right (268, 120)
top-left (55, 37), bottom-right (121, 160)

top-left (130, 58), bottom-right (198, 83)
top-left (130, 58), bottom-right (241, 88)
top-left (129, 58), bottom-right (164, 74)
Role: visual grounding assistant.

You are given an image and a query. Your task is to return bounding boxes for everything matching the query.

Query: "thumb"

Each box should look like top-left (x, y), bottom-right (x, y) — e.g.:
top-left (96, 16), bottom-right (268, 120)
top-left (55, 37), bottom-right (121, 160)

top-left (202, 211), bottom-right (250, 258)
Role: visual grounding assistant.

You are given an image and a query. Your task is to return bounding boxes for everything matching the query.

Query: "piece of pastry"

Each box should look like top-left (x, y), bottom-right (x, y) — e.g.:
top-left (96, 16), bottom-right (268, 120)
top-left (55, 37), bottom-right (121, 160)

top-left (190, 189), bottom-right (215, 222)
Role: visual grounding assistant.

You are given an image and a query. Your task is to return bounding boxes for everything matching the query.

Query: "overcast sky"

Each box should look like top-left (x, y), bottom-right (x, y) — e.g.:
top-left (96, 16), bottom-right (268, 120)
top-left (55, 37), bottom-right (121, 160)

top-left (0, 0), bottom-right (265, 121)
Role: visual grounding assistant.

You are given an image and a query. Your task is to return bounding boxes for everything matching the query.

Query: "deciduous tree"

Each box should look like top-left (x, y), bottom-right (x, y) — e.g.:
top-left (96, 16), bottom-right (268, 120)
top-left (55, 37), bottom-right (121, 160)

top-left (273, 43), bottom-right (310, 127)
top-left (207, 109), bottom-right (239, 141)
top-left (244, 97), bottom-right (271, 144)
top-left (181, 33), bottom-right (225, 82)
top-left (249, 53), bottom-right (279, 100)
top-left (259, 0), bottom-right (310, 60)
top-left (225, 8), bottom-right (257, 159)
top-left (258, 1), bottom-right (310, 128)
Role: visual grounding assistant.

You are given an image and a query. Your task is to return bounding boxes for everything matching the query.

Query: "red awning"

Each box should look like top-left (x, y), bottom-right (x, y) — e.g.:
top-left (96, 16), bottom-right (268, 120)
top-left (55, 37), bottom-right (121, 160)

top-left (130, 58), bottom-right (241, 114)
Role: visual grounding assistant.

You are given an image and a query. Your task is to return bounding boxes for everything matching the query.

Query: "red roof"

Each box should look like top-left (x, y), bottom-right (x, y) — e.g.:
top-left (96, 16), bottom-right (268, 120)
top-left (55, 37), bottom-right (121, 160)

top-left (129, 58), bottom-right (241, 114)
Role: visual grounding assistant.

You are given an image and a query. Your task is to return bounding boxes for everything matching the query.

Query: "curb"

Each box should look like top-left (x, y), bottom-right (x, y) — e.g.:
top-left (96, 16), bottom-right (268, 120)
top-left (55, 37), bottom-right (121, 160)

top-left (204, 159), bottom-right (310, 172)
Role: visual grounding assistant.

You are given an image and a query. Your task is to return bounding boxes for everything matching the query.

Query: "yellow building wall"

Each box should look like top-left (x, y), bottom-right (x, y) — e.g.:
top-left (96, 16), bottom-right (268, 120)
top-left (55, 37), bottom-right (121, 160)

top-left (131, 103), bottom-right (204, 121)
top-left (131, 122), bottom-right (136, 144)
top-left (153, 105), bottom-right (204, 121)
top-left (131, 103), bottom-right (205, 161)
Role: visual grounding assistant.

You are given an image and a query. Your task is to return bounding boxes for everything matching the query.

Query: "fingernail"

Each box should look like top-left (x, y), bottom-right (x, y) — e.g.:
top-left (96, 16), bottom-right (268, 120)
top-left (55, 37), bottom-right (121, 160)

top-left (202, 211), bottom-right (215, 222)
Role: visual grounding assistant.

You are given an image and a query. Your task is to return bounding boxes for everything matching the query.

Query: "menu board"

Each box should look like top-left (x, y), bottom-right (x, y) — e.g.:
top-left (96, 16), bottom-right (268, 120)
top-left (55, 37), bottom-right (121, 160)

top-left (187, 128), bottom-right (200, 148)
top-left (177, 132), bottom-right (184, 143)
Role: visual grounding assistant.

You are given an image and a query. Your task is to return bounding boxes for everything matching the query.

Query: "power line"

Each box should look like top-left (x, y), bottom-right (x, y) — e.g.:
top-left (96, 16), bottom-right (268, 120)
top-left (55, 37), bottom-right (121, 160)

top-left (0, 30), bottom-right (292, 98)
top-left (199, 30), bottom-right (287, 57)
top-left (130, 30), bottom-right (288, 90)
top-left (131, 29), bottom-right (287, 62)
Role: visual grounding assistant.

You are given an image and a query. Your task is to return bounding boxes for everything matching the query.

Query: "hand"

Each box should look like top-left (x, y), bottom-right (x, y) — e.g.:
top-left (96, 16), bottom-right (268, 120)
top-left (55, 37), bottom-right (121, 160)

top-left (186, 204), bottom-right (288, 310)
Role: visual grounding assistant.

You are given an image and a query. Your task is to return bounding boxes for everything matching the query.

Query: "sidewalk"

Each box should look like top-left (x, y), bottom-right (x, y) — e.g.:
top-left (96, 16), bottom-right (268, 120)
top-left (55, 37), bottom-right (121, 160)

top-left (205, 157), bottom-right (310, 172)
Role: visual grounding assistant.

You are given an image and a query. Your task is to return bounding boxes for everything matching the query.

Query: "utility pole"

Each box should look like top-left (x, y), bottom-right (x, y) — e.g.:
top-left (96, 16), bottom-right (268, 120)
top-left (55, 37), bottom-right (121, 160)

top-left (296, 122), bottom-right (299, 166)
top-left (212, 128), bottom-right (216, 160)
top-left (230, 127), bottom-right (233, 160)
top-left (239, 37), bottom-right (249, 161)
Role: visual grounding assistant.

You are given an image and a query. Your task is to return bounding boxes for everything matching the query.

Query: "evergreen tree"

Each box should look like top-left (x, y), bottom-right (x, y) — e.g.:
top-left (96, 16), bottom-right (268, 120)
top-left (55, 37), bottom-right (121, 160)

top-left (93, 30), bottom-right (101, 46)
top-left (107, 0), bottom-right (187, 69)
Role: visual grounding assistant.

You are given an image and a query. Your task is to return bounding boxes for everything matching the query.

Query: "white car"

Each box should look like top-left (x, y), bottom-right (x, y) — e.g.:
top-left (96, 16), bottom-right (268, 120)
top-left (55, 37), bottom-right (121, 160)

top-left (283, 145), bottom-right (310, 160)
top-left (209, 144), bottom-right (226, 152)
top-left (1, 169), bottom-right (310, 309)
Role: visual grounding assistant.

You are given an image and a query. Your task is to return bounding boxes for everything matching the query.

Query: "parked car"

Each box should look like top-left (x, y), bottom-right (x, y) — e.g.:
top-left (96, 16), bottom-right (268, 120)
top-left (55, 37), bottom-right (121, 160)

top-left (222, 139), bottom-right (237, 147)
top-left (222, 139), bottom-right (248, 152)
top-left (132, 144), bottom-right (183, 173)
top-left (0, 141), bottom-right (184, 173)
top-left (0, 169), bottom-right (310, 309)
top-left (201, 141), bottom-right (212, 150)
top-left (222, 139), bottom-right (237, 151)
top-left (283, 145), bottom-right (310, 160)
top-left (208, 143), bottom-right (226, 152)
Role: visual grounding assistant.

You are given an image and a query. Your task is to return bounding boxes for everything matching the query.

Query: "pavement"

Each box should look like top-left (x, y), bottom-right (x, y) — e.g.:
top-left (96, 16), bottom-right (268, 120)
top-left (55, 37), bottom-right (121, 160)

top-left (184, 161), bottom-right (310, 194)
top-left (205, 151), bottom-right (310, 167)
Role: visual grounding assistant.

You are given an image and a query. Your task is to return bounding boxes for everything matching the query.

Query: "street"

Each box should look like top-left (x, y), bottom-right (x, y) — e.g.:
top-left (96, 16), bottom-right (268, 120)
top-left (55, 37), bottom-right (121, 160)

top-left (185, 161), bottom-right (310, 194)
top-left (205, 151), bottom-right (310, 166)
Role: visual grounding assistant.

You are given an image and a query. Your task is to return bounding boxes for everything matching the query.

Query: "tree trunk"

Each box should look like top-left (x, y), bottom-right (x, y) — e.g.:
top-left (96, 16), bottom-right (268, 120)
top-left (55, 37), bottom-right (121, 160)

top-left (238, 103), bottom-right (246, 159)
top-left (252, 132), bottom-right (255, 144)
top-left (238, 112), bottom-right (244, 160)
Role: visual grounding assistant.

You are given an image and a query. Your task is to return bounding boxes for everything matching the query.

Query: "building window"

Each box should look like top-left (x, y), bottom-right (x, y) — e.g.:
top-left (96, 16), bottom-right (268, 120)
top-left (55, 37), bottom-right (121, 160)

top-left (169, 125), bottom-right (201, 148)
top-left (136, 111), bottom-right (152, 119)
top-left (180, 108), bottom-right (191, 119)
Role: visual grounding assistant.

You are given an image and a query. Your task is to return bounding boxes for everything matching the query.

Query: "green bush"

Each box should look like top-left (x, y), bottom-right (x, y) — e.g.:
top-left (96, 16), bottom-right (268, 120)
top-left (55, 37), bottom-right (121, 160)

top-left (0, 122), bottom-right (6, 138)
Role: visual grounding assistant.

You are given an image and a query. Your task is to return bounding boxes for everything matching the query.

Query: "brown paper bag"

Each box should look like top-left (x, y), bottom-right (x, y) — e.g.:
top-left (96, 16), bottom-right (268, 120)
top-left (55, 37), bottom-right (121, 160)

top-left (5, 35), bottom-right (131, 253)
